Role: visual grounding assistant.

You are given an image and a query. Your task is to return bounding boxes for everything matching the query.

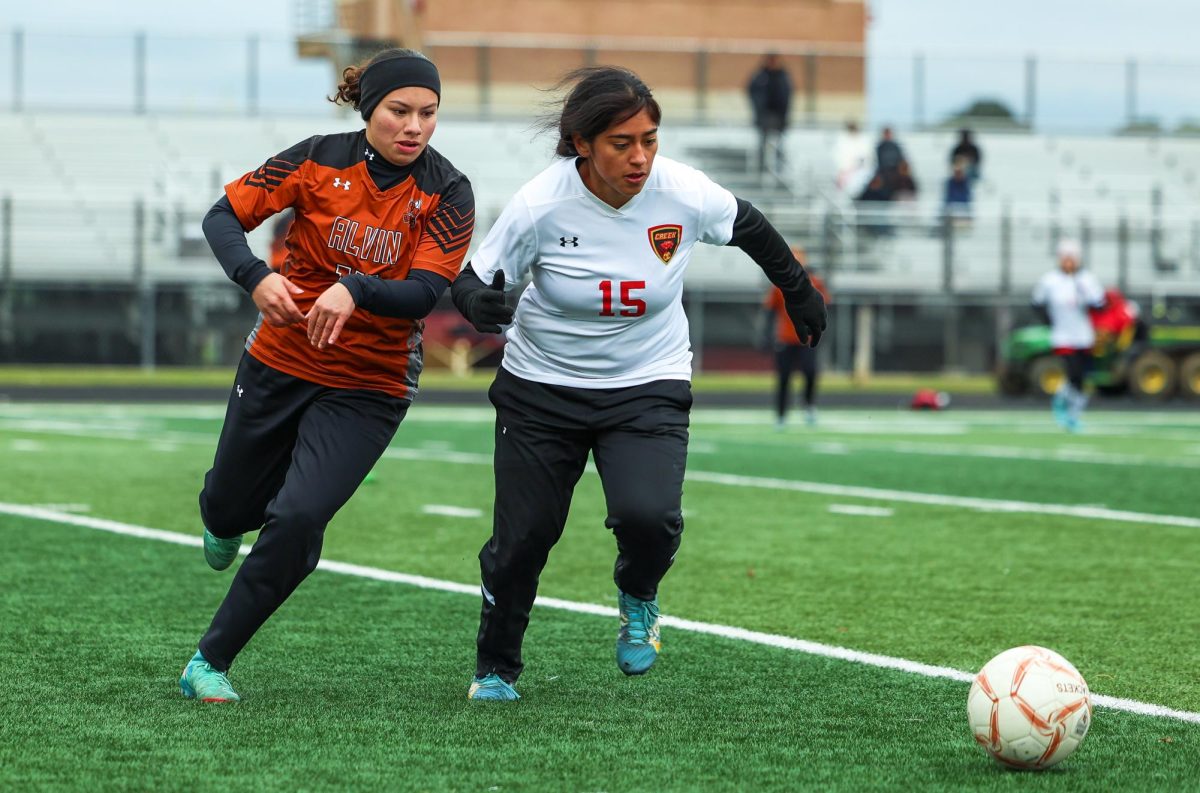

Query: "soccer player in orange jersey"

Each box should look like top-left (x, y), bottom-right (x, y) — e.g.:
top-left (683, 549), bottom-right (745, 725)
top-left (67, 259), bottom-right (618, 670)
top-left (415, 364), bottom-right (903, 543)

top-left (179, 49), bottom-right (474, 703)
top-left (764, 245), bottom-right (831, 427)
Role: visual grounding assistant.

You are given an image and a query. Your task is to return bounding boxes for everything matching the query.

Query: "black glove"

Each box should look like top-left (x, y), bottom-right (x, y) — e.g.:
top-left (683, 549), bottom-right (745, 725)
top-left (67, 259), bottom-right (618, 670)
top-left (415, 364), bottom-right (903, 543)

top-left (460, 271), bottom-right (513, 333)
top-left (784, 278), bottom-right (827, 347)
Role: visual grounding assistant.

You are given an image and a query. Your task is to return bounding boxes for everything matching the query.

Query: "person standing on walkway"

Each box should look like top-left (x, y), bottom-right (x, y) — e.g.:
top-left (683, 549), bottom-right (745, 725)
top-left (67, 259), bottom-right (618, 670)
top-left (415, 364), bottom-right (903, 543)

top-left (764, 246), bottom-right (831, 427)
top-left (1031, 238), bottom-right (1105, 432)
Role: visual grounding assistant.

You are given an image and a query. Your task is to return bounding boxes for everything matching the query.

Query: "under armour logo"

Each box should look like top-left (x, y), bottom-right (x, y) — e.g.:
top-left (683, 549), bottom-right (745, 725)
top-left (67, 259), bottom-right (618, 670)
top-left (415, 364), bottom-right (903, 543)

top-left (364, 148), bottom-right (375, 161)
top-left (560, 236), bottom-right (579, 247)
top-left (236, 385), bottom-right (243, 398)
top-left (333, 178), bottom-right (351, 190)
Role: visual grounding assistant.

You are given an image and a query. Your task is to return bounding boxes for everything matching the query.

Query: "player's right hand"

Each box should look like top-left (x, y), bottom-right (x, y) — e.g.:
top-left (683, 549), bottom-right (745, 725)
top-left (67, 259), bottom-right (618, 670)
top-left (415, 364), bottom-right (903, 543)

top-left (784, 278), bottom-right (827, 347)
top-left (467, 271), bottom-right (514, 333)
top-left (251, 272), bottom-right (305, 326)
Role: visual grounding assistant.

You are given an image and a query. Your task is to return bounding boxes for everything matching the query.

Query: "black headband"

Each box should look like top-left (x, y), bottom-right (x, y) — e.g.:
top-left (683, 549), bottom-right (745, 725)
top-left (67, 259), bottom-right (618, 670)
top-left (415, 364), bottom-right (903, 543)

top-left (359, 55), bottom-right (442, 121)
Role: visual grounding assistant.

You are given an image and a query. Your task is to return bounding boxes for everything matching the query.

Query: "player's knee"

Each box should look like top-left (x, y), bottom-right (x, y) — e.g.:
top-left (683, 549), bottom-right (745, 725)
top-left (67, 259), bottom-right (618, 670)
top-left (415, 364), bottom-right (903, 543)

top-left (608, 502), bottom-right (683, 540)
top-left (265, 503), bottom-right (328, 570)
top-left (481, 541), bottom-right (551, 584)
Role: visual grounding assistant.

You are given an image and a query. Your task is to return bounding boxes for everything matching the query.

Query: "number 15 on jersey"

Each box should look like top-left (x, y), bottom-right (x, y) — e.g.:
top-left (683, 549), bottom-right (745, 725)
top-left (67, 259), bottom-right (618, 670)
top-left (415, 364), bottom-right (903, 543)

top-left (598, 280), bottom-right (646, 317)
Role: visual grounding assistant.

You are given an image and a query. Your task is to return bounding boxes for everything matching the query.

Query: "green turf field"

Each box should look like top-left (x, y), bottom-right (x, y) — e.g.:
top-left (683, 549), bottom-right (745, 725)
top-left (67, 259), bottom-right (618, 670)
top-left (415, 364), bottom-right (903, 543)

top-left (2, 402), bottom-right (1198, 791)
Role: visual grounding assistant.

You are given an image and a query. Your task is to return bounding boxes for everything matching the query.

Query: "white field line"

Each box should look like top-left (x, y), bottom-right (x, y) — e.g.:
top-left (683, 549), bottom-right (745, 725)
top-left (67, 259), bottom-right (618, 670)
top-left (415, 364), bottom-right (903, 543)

top-left (422, 504), bottom-right (484, 518)
top-left (8, 403), bottom-right (1200, 430)
top-left (828, 504), bottom-right (894, 517)
top-left (29, 503), bottom-right (91, 513)
top-left (0, 413), bottom-right (1196, 528)
top-left (383, 448), bottom-right (1200, 530)
top-left (800, 439), bottom-right (1200, 470)
top-left (1, 501), bottom-right (1197, 725)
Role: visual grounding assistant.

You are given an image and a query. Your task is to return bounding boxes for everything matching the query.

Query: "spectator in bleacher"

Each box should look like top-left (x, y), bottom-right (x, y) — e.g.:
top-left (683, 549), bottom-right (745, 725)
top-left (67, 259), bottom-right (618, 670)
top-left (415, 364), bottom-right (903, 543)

top-left (1031, 238), bottom-right (1106, 432)
top-left (943, 158), bottom-right (973, 220)
top-left (950, 128), bottom-right (982, 181)
top-left (891, 159), bottom-right (919, 202)
top-left (763, 245), bottom-right (832, 427)
top-left (451, 65), bottom-right (826, 701)
top-left (180, 48), bottom-right (476, 704)
top-left (833, 120), bottom-right (874, 196)
top-left (875, 126), bottom-right (906, 181)
top-left (856, 172), bottom-right (894, 236)
top-left (747, 53), bottom-right (793, 177)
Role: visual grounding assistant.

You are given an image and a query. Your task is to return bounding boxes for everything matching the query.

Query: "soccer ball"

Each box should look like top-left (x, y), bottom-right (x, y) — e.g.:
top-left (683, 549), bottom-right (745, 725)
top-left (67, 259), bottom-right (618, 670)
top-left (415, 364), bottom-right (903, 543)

top-left (967, 645), bottom-right (1092, 769)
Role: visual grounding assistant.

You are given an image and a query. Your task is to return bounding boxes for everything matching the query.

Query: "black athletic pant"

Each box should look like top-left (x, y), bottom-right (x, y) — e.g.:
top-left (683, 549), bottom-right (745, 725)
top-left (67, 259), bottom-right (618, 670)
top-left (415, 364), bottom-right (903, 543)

top-left (476, 367), bottom-right (692, 683)
top-left (774, 343), bottom-right (818, 419)
top-left (197, 352), bottom-right (407, 672)
top-left (1059, 349), bottom-right (1093, 391)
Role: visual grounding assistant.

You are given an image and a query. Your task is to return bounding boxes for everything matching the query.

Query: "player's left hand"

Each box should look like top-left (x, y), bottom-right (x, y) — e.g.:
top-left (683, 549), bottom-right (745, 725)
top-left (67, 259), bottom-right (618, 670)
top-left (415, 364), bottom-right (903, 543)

top-left (306, 283), bottom-right (356, 350)
top-left (784, 279), bottom-right (827, 347)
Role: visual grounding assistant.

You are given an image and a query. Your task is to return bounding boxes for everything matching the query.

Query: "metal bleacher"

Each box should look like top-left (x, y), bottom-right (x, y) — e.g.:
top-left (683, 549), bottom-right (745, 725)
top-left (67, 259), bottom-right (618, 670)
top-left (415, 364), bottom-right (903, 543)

top-left (5, 111), bottom-right (1200, 298)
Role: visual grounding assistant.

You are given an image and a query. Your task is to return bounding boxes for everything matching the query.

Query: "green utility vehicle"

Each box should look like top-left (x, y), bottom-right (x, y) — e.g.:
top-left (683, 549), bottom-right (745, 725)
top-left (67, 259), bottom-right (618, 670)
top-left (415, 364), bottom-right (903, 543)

top-left (997, 310), bottom-right (1200, 401)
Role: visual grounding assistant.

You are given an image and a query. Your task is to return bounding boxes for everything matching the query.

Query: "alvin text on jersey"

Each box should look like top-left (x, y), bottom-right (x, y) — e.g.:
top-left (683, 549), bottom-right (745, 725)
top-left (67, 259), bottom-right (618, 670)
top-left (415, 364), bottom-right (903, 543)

top-left (225, 131), bottom-right (474, 399)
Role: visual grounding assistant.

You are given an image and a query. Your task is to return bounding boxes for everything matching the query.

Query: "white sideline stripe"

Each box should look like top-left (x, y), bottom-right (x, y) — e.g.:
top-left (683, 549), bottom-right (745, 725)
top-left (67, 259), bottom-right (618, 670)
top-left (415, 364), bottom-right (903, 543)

top-left (685, 471), bottom-right (1200, 529)
top-left (3, 501), bottom-right (1199, 726)
top-left (809, 440), bottom-right (1200, 470)
top-left (29, 503), bottom-right (91, 513)
top-left (828, 504), bottom-right (894, 517)
top-left (7, 404), bottom-right (1200, 431)
top-left (384, 448), bottom-right (1200, 530)
top-left (0, 418), bottom-right (1195, 529)
top-left (422, 504), bottom-right (484, 518)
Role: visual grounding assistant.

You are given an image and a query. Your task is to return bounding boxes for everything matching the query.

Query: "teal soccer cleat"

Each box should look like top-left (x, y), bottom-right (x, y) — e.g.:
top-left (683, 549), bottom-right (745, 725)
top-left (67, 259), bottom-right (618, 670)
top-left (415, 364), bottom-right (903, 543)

top-left (1051, 392), bottom-right (1069, 428)
top-left (468, 673), bottom-right (520, 701)
top-left (179, 650), bottom-right (240, 703)
top-left (616, 590), bottom-right (661, 676)
top-left (203, 529), bottom-right (243, 571)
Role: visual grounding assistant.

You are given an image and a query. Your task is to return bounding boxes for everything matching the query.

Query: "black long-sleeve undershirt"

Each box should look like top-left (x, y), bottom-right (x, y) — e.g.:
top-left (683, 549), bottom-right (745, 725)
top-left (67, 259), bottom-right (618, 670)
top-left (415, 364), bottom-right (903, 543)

top-left (202, 196), bottom-right (274, 295)
top-left (339, 269), bottom-right (449, 319)
top-left (202, 195), bottom-right (448, 319)
top-left (727, 197), bottom-right (810, 295)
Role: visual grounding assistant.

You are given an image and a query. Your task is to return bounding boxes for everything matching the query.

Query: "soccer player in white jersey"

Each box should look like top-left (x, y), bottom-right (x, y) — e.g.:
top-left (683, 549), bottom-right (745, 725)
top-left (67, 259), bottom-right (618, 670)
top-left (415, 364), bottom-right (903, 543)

top-left (1032, 238), bottom-right (1106, 432)
top-left (450, 66), bottom-right (826, 701)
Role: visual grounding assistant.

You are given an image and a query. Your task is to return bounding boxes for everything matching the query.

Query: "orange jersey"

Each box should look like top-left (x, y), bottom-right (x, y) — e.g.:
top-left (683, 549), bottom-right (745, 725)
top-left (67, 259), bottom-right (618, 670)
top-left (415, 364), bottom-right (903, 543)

top-left (764, 275), bottom-right (830, 345)
top-left (225, 131), bottom-right (474, 400)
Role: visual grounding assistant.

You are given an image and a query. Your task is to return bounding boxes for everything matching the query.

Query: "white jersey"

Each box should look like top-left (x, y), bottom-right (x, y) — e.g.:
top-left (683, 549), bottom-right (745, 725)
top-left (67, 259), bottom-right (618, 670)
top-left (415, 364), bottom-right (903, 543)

top-left (1031, 268), bottom-right (1105, 349)
top-left (468, 156), bottom-right (738, 387)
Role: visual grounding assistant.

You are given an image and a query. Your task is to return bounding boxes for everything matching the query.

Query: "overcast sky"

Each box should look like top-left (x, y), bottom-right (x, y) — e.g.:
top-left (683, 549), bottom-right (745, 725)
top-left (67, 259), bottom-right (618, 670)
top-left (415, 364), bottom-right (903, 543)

top-left (4, 0), bottom-right (1198, 130)
top-left (6, 0), bottom-right (1197, 57)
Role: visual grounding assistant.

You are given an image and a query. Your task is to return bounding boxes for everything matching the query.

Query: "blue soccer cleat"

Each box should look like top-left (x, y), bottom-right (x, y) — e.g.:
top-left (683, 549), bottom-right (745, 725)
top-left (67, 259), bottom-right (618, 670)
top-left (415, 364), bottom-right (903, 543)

top-left (203, 529), bottom-right (243, 571)
top-left (616, 590), bottom-right (661, 676)
top-left (1051, 392), bottom-right (1069, 428)
top-left (468, 673), bottom-right (520, 701)
top-left (179, 650), bottom-right (240, 703)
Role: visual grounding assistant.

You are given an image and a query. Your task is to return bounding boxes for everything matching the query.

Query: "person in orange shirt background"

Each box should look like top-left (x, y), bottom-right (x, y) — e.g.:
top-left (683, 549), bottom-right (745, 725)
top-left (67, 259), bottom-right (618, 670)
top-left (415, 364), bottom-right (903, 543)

top-left (763, 245), bottom-right (831, 427)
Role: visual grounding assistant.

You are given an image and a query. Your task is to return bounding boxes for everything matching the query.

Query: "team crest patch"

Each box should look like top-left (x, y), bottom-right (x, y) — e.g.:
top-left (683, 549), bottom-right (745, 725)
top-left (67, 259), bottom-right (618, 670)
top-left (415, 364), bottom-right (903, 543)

top-left (647, 224), bottom-right (683, 264)
top-left (402, 198), bottom-right (422, 228)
